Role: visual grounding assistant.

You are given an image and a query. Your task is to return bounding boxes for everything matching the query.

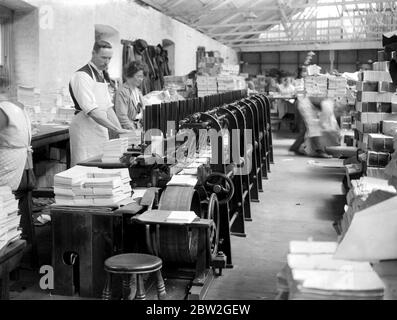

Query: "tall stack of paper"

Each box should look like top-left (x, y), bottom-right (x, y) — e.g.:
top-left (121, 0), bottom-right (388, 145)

top-left (0, 186), bottom-right (22, 253)
top-left (279, 240), bottom-right (385, 300)
top-left (101, 138), bottom-right (129, 163)
top-left (54, 166), bottom-right (131, 206)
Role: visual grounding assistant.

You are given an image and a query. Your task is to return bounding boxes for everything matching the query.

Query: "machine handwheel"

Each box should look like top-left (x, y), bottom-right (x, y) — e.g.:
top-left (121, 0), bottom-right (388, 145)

top-left (206, 193), bottom-right (220, 259)
top-left (204, 173), bottom-right (235, 204)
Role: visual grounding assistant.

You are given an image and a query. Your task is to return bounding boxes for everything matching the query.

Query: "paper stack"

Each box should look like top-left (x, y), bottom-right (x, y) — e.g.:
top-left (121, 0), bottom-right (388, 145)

top-left (278, 240), bottom-right (385, 300)
top-left (101, 138), bottom-right (129, 163)
top-left (354, 51), bottom-right (397, 174)
top-left (54, 166), bottom-right (131, 206)
top-left (119, 131), bottom-right (142, 146)
top-left (0, 186), bottom-right (22, 253)
top-left (304, 75), bottom-right (328, 97)
top-left (165, 211), bottom-right (198, 223)
top-left (327, 76), bottom-right (347, 98)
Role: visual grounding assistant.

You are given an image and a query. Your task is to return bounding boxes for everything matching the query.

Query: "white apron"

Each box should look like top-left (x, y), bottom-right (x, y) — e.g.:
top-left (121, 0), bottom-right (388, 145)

top-left (69, 66), bottom-right (113, 166)
top-left (0, 102), bottom-right (32, 191)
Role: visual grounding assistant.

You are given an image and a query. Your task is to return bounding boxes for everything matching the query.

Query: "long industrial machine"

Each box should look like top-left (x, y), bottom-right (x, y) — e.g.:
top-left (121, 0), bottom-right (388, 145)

top-left (52, 90), bottom-right (274, 299)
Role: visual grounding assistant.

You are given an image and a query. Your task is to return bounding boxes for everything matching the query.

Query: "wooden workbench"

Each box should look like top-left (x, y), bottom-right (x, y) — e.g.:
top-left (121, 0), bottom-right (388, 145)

top-left (32, 124), bottom-right (69, 149)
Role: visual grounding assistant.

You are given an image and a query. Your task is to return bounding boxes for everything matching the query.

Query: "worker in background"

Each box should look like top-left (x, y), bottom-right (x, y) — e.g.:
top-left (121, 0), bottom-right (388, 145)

top-left (276, 72), bottom-right (297, 130)
top-left (296, 96), bottom-right (334, 158)
top-left (247, 80), bottom-right (258, 95)
top-left (0, 100), bottom-right (33, 190)
top-left (69, 40), bottom-right (129, 166)
top-left (114, 61), bottom-right (145, 130)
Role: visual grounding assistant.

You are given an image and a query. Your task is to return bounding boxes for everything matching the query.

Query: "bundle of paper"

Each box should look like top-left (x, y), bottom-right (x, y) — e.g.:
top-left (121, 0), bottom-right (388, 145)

top-left (355, 121), bottom-right (379, 133)
top-left (366, 167), bottom-right (387, 179)
top-left (167, 174), bottom-right (197, 187)
top-left (358, 71), bottom-right (392, 82)
top-left (357, 91), bottom-right (394, 104)
top-left (373, 61), bottom-right (390, 72)
top-left (357, 112), bottom-right (397, 124)
top-left (119, 131), bottom-right (142, 146)
top-left (367, 133), bottom-right (394, 152)
top-left (102, 138), bottom-right (129, 163)
top-left (356, 102), bottom-right (392, 113)
top-left (0, 186), bottom-right (22, 252)
top-left (165, 211), bottom-right (198, 223)
top-left (367, 151), bottom-right (391, 168)
top-left (357, 81), bottom-right (396, 93)
top-left (304, 75), bottom-right (328, 96)
top-left (283, 240), bottom-right (385, 299)
top-left (54, 167), bottom-right (131, 206)
top-left (381, 120), bottom-right (397, 136)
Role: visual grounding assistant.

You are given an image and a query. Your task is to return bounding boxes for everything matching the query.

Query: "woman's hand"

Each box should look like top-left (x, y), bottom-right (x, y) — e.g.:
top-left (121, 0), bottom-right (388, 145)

top-left (116, 128), bottom-right (133, 135)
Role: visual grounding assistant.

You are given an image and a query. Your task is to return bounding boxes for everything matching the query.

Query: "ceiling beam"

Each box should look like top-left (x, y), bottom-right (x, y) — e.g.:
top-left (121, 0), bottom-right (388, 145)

top-left (192, 0), bottom-right (390, 27)
top-left (234, 40), bottom-right (383, 51)
top-left (199, 13), bottom-right (387, 30)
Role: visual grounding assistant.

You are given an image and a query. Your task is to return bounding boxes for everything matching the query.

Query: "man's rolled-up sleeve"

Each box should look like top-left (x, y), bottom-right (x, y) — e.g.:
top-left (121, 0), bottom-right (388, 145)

top-left (70, 72), bottom-right (98, 115)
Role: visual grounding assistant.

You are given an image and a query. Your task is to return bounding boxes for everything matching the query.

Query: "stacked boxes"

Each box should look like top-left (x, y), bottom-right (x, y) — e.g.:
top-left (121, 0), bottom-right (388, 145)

top-left (354, 49), bottom-right (397, 177)
top-left (197, 75), bottom-right (245, 97)
top-left (327, 76), bottom-right (347, 99)
top-left (196, 76), bottom-right (217, 97)
top-left (304, 75), bottom-right (328, 97)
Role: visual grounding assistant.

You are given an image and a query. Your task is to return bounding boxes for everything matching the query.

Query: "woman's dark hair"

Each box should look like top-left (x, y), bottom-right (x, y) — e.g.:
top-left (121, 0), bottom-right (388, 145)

top-left (125, 61), bottom-right (144, 78)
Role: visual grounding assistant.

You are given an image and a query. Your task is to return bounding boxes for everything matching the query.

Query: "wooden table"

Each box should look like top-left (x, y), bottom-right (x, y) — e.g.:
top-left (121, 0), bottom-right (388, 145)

top-left (51, 206), bottom-right (124, 298)
top-left (32, 124), bottom-right (69, 149)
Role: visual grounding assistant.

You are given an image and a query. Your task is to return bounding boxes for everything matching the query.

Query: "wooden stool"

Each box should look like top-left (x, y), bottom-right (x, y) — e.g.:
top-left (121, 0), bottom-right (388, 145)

top-left (102, 253), bottom-right (166, 300)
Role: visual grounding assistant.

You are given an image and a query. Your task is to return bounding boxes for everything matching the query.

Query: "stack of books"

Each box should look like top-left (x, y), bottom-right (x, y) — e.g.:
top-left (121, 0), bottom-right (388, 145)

top-left (54, 166), bottom-right (131, 206)
top-left (354, 49), bottom-right (397, 177)
top-left (278, 240), bottom-right (385, 300)
top-left (0, 186), bottom-right (22, 253)
top-left (101, 138), bottom-right (129, 163)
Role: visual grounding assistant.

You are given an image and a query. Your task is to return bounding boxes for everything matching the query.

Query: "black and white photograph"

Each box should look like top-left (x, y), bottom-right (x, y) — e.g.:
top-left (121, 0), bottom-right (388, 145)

top-left (1, 0), bottom-right (397, 307)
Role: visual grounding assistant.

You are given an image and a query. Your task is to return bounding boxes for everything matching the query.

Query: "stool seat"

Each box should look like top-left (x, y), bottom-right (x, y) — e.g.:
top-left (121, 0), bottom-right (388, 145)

top-left (104, 253), bottom-right (162, 274)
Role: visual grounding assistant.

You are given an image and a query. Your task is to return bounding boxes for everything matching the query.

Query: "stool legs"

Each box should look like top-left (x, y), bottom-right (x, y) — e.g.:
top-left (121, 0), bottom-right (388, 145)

top-left (135, 274), bottom-right (146, 300)
top-left (122, 275), bottom-right (131, 300)
top-left (128, 274), bottom-right (137, 300)
top-left (102, 273), bottom-right (112, 300)
top-left (156, 270), bottom-right (166, 300)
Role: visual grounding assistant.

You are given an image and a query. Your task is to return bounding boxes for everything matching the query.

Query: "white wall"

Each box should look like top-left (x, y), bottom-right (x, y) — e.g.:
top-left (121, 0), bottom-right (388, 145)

top-left (13, 0), bottom-right (237, 111)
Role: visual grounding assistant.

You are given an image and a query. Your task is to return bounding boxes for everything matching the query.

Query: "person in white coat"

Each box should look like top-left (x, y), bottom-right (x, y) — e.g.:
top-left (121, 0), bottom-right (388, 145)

top-left (69, 40), bottom-right (129, 166)
top-left (0, 100), bottom-right (32, 191)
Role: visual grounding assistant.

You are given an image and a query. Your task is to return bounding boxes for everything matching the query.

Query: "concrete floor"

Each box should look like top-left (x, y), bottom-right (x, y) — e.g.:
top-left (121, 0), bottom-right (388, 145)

top-left (205, 130), bottom-right (345, 300)
top-left (8, 130), bottom-right (346, 300)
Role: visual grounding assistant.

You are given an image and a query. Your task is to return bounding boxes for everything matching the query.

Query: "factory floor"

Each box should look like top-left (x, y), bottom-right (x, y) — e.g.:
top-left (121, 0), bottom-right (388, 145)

top-left (8, 129), bottom-right (345, 300)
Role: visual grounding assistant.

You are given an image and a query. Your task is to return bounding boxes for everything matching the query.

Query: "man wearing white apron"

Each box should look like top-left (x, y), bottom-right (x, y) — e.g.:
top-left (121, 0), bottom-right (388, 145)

top-left (69, 40), bottom-right (129, 166)
top-left (0, 101), bottom-right (32, 191)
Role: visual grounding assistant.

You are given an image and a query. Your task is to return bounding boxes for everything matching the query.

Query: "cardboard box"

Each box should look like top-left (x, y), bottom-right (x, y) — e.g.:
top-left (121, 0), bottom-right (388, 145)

top-left (367, 133), bottom-right (394, 152)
